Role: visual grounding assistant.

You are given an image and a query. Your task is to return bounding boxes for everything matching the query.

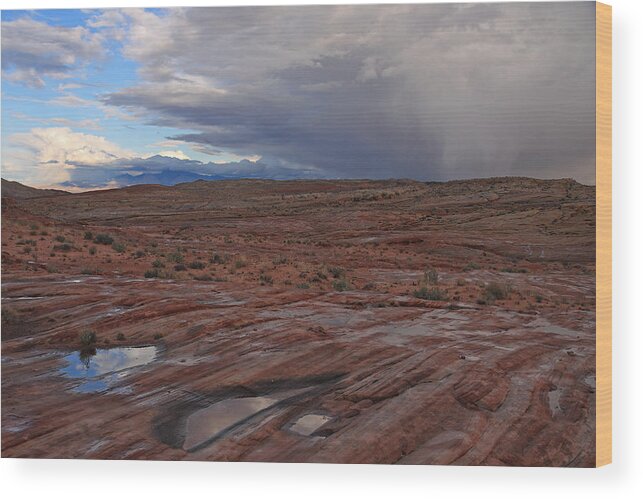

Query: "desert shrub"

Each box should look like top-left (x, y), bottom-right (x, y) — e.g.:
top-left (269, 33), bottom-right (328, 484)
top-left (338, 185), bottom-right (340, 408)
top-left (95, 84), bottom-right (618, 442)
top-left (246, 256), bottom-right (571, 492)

top-left (273, 256), bottom-right (288, 265)
top-left (144, 269), bottom-right (160, 278)
top-left (167, 251), bottom-right (184, 263)
top-left (84, 231), bottom-right (93, 240)
top-left (88, 246), bottom-right (97, 255)
top-left (116, 332), bottom-right (125, 341)
top-left (456, 278), bottom-right (466, 286)
top-left (296, 283), bottom-right (310, 289)
top-left (111, 242), bottom-right (126, 253)
top-left (316, 271), bottom-right (328, 281)
top-left (501, 267), bottom-right (528, 274)
top-left (23, 246), bottom-right (32, 254)
top-left (152, 259), bottom-right (165, 268)
top-left (54, 235), bottom-right (66, 243)
top-left (194, 274), bottom-right (213, 281)
top-left (210, 253), bottom-right (228, 264)
top-left (259, 273), bottom-right (273, 285)
top-left (413, 286), bottom-right (448, 301)
top-left (189, 261), bottom-right (205, 270)
top-left (153, 333), bottom-right (163, 340)
top-left (425, 268), bottom-right (439, 284)
top-left (234, 259), bottom-right (247, 269)
top-left (332, 279), bottom-right (349, 292)
top-left (174, 263), bottom-right (187, 271)
top-left (94, 234), bottom-right (114, 245)
top-left (53, 243), bottom-right (73, 252)
top-left (483, 282), bottom-right (511, 302)
top-left (29, 224), bottom-right (39, 231)
top-left (80, 268), bottom-right (98, 275)
top-left (79, 330), bottom-right (97, 346)
top-left (134, 250), bottom-right (146, 258)
top-left (464, 262), bottom-right (480, 271)
top-left (328, 266), bottom-right (345, 279)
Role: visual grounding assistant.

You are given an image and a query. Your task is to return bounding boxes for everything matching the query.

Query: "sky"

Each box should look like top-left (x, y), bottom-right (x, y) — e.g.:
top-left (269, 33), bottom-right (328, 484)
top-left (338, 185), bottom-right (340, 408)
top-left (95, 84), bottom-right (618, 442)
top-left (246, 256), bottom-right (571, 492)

top-left (1, 3), bottom-right (596, 190)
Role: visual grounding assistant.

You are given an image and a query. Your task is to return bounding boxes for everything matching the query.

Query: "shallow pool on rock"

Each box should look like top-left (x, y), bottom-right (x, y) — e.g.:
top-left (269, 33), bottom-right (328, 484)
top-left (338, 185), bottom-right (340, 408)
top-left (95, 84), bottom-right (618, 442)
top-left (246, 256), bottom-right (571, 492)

top-left (290, 414), bottom-right (332, 436)
top-left (60, 346), bottom-right (157, 393)
top-left (183, 396), bottom-right (278, 451)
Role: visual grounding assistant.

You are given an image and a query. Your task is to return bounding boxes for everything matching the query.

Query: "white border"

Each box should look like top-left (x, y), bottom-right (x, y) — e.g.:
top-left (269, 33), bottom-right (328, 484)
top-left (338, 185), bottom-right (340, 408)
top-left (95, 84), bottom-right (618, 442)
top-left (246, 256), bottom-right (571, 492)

top-left (1, 1), bottom-right (642, 497)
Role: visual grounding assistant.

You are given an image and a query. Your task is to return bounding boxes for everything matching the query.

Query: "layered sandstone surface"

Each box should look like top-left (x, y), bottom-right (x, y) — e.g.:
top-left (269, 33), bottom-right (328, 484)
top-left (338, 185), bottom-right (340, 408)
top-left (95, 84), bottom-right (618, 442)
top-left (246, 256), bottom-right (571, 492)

top-left (1, 177), bottom-right (596, 465)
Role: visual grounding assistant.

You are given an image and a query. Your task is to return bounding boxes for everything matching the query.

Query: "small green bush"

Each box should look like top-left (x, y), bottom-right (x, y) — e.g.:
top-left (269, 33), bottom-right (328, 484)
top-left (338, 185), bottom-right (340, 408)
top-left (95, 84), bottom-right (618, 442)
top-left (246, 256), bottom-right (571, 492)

top-left (501, 267), bottom-right (528, 274)
top-left (111, 242), bottom-right (126, 253)
top-left (174, 263), bottom-right (187, 271)
top-left (88, 246), bottom-right (97, 255)
top-left (79, 330), bottom-right (97, 346)
top-left (167, 251), bottom-right (184, 263)
top-left (194, 274), bottom-right (213, 281)
top-left (189, 261), bottom-right (205, 270)
top-left (84, 231), bottom-right (93, 240)
top-left (328, 266), bottom-right (345, 279)
top-left (413, 286), bottom-right (448, 301)
top-left (144, 269), bottom-right (160, 278)
top-left (94, 234), bottom-right (114, 245)
top-left (116, 332), bottom-right (125, 341)
top-left (332, 279), bottom-right (349, 292)
top-left (152, 259), bottom-right (165, 268)
top-left (425, 268), bottom-right (439, 284)
top-left (483, 282), bottom-right (511, 302)
top-left (210, 253), bottom-right (228, 264)
top-left (54, 235), bottom-right (66, 243)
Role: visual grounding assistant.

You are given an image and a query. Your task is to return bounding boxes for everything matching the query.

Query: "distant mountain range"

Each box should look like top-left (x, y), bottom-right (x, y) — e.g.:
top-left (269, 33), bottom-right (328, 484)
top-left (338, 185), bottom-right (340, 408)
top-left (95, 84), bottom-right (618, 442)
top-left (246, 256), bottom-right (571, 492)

top-left (113, 170), bottom-right (220, 186)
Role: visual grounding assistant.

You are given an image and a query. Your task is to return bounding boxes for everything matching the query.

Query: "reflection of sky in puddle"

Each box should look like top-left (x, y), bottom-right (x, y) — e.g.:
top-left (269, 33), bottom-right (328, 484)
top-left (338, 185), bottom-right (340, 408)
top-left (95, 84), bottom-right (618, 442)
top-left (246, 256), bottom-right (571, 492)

top-left (60, 346), bottom-right (157, 393)
top-left (184, 397), bottom-right (277, 451)
top-left (290, 414), bottom-right (331, 436)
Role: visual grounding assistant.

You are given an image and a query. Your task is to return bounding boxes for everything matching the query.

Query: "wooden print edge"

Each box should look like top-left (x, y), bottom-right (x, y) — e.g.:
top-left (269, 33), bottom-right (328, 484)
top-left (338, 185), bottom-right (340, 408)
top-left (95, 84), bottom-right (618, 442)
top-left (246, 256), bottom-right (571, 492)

top-left (596, 1), bottom-right (612, 468)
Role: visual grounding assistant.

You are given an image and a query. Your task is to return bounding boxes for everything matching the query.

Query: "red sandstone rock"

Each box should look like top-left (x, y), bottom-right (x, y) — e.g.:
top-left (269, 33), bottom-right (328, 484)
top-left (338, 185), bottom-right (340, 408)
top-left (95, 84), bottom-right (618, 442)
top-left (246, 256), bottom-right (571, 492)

top-left (1, 177), bottom-right (595, 465)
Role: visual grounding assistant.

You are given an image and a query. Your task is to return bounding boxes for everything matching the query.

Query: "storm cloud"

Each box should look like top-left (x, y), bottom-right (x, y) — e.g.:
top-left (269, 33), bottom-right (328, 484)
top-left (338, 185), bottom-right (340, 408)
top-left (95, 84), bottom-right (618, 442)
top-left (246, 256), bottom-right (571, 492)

top-left (102, 2), bottom-right (597, 184)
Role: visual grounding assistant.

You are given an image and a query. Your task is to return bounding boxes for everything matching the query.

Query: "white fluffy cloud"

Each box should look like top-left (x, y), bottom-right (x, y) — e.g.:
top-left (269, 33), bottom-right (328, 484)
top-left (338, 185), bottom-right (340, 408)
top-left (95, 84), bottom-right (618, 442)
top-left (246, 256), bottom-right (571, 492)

top-left (6, 127), bottom-right (134, 185)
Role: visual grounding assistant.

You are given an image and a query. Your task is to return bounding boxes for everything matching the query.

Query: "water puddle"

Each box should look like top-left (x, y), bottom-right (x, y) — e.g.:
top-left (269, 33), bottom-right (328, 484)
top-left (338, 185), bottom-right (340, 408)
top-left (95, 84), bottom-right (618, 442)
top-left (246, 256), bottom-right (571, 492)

top-left (60, 346), bottom-right (157, 393)
top-left (290, 414), bottom-right (331, 436)
top-left (183, 396), bottom-right (277, 451)
top-left (548, 387), bottom-right (562, 415)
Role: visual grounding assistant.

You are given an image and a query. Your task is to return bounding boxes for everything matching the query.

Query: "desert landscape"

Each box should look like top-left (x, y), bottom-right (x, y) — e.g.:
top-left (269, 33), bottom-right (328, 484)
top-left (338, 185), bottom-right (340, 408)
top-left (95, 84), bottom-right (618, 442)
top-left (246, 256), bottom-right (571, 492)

top-left (1, 176), bottom-right (596, 465)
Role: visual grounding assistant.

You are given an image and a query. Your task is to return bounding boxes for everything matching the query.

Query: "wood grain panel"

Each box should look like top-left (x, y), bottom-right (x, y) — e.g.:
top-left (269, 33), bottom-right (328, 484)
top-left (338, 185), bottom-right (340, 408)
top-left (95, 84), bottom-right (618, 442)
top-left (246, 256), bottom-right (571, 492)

top-left (596, 1), bottom-right (612, 468)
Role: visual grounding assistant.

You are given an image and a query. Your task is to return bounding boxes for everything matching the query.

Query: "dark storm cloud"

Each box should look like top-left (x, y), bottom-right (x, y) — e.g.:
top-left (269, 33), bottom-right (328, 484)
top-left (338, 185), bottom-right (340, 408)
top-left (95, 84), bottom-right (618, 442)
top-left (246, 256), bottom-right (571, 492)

top-left (103, 2), bottom-right (596, 184)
